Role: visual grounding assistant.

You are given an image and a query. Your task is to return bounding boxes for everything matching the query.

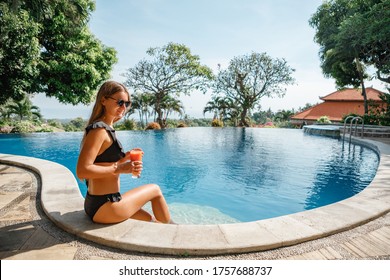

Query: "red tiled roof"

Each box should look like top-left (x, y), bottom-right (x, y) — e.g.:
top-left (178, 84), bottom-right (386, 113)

top-left (320, 87), bottom-right (384, 101)
top-left (291, 101), bottom-right (366, 121)
top-left (291, 87), bottom-right (387, 122)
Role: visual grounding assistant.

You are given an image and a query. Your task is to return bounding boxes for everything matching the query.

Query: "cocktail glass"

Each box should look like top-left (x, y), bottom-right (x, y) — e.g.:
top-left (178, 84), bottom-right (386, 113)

top-left (130, 149), bottom-right (143, 178)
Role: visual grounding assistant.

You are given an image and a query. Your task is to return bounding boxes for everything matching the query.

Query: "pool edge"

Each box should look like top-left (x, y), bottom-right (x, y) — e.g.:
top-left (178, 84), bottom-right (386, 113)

top-left (1, 136), bottom-right (389, 256)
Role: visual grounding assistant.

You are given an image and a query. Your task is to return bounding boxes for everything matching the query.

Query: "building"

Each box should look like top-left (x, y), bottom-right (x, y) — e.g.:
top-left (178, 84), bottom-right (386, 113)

top-left (291, 87), bottom-right (386, 125)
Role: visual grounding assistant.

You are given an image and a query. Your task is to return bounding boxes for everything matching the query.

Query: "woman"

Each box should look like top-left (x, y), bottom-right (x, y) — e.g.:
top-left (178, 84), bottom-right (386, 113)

top-left (77, 81), bottom-right (171, 224)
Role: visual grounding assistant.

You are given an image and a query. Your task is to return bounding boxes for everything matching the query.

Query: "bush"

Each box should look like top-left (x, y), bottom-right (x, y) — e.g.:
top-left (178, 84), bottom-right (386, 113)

top-left (316, 116), bottom-right (332, 124)
top-left (0, 125), bottom-right (13, 133)
top-left (342, 113), bottom-right (390, 126)
top-left (63, 117), bottom-right (86, 132)
top-left (35, 126), bottom-right (54, 132)
top-left (47, 119), bottom-right (63, 129)
top-left (12, 120), bottom-right (36, 133)
top-left (145, 122), bottom-right (161, 130)
top-left (341, 113), bottom-right (360, 124)
top-left (115, 119), bottom-right (137, 130)
top-left (211, 119), bottom-right (224, 127)
top-left (177, 122), bottom-right (187, 128)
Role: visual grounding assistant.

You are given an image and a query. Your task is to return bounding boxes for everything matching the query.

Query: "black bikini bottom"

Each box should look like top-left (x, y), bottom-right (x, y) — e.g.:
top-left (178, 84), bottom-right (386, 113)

top-left (84, 191), bottom-right (122, 220)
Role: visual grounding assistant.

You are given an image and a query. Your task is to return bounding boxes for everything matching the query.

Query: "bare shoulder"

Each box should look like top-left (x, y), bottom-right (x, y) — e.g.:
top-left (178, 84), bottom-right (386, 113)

top-left (86, 127), bottom-right (110, 140)
top-left (83, 127), bottom-right (111, 149)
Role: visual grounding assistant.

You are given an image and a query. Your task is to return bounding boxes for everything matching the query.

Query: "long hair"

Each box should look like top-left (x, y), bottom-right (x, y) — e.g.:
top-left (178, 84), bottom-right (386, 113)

top-left (81, 81), bottom-right (130, 145)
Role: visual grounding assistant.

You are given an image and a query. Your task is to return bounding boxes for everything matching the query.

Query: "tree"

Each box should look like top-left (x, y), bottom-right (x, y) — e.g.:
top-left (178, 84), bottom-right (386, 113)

top-left (4, 0), bottom-right (90, 23)
top-left (337, 0), bottom-right (390, 84)
top-left (0, 0), bottom-right (117, 105)
top-left (123, 42), bottom-right (214, 128)
top-left (63, 116), bottom-right (86, 131)
top-left (0, 3), bottom-right (40, 104)
top-left (34, 0), bottom-right (117, 105)
top-left (130, 92), bottom-right (154, 128)
top-left (274, 109), bottom-right (295, 122)
top-left (160, 95), bottom-right (185, 124)
top-left (203, 97), bottom-right (220, 120)
top-left (252, 107), bottom-right (274, 124)
top-left (309, 0), bottom-right (390, 114)
top-left (213, 52), bottom-right (295, 127)
top-left (203, 95), bottom-right (237, 126)
top-left (6, 96), bottom-right (42, 121)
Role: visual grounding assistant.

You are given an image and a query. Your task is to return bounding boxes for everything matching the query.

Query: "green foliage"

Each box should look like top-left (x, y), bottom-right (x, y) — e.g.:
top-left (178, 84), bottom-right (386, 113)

top-left (0, 3), bottom-right (40, 104)
top-left (5, 97), bottom-right (42, 121)
top-left (47, 119), bottom-right (64, 129)
top-left (212, 52), bottom-right (295, 127)
top-left (63, 117), bottom-right (86, 131)
top-left (0, 120), bottom-right (54, 133)
top-left (203, 96), bottom-right (239, 126)
top-left (169, 118), bottom-right (211, 127)
top-left (364, 91), bottom-right (390, 125)
top-left (274, 109), bottom-right (295, 122)
top-left (309, 0), bottom-right (390, 86)
top-left (35, 1), bottom-right (117, 105)
top-left (11, 120), bottom-right (36, 133)
top-left (190, 118), bottom-right (212, 127)
top-left (274, 120), bottom-right (295, 128)
top-left (341, 91), bottom-right (390, 126)
top-left (129, 92), bottom-right (154, 128)
top-left (124, 42), bottom-right (214, 128)
top-left (252, 108), bottom-right (274, 124)
top-left (316, 116), bottom-right (332, 124)
top-left (114, 119), bottom-right (138, 130)
top-left (0, 0), bottom-right (117, 105)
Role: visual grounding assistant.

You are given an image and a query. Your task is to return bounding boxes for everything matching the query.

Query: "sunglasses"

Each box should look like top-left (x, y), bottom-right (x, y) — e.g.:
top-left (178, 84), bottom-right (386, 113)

top-left (107, 97), bottom-right (131, 108)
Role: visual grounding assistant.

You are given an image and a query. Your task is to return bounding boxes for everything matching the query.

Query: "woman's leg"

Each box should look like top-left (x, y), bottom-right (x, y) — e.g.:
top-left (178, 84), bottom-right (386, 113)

top-left (93, 184), bottom-right (170, 224)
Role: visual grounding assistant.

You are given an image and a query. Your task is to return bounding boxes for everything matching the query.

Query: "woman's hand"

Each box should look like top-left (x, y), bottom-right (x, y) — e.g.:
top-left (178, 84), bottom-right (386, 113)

top-left (114, 160), bottom-right (143, 175)
top-left (114, 148), bottom-right (144, 175)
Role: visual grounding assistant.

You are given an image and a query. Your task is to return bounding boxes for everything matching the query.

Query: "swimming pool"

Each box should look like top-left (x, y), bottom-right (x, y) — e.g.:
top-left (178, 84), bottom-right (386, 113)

top-left (0, 127), bottom-right (379, 224)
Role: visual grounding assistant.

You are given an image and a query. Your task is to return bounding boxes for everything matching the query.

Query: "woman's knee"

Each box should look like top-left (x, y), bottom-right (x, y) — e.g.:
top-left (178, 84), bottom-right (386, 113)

top-left (146, 184), bottom-right (163, 197)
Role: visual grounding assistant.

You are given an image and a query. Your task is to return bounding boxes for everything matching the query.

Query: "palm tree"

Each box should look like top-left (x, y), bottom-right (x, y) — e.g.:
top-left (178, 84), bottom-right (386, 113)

top-left (0, 102), bottom-right (12, 121)
top-left (6, 97), bottom-right (42, 121)
top-left (161, 95), bottom-right (185, 127)
top-left (130, 92), bottom-right (154, 128)
top-left (274, 109), bottom-right (294, 122)
top-left (225, 100), bottom-right (240, 126)
top-left (204, 96), bottom-right (238, 126)
top-left (203, 98), bottom-right (220, 120)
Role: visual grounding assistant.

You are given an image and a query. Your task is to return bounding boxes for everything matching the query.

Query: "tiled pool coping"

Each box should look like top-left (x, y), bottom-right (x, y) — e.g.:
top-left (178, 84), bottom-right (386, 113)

top-left (1, 136), bottom-right (390, 256)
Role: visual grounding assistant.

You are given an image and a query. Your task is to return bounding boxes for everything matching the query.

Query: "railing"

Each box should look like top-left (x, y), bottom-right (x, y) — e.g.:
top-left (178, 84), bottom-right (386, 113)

top-left (343, 116), bottom-right (364, 143)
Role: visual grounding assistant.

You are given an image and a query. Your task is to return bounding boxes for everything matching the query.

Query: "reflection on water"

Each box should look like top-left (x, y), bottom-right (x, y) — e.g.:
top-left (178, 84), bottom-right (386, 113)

top-left (305, 143), bottom-right (378, 209)
top-left (0, 127), bottom-right (379, 224)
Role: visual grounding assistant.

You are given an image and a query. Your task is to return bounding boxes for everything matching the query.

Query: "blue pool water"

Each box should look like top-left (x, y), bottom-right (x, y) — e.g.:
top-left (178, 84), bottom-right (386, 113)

top-left (0, 127), bottom-right (379, 224)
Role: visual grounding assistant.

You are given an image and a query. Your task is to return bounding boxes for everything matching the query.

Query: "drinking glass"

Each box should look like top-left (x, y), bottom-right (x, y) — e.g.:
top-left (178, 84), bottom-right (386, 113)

top-left (130, 149), bottom-right (143, 178)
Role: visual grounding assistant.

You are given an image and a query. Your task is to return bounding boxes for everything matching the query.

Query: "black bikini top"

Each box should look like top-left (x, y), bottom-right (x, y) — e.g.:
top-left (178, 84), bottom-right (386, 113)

top-left (85, 121), bottom-right (125, 163)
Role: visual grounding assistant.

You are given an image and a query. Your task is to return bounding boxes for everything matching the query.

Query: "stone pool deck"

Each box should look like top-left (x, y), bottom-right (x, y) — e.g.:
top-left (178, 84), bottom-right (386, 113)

top-left (1, 137), bottom-right (390, 260)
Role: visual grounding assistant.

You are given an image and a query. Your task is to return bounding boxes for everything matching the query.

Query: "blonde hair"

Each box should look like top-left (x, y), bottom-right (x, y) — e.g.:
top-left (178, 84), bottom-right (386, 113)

top-left (81, 81), bottom-right (130, 145)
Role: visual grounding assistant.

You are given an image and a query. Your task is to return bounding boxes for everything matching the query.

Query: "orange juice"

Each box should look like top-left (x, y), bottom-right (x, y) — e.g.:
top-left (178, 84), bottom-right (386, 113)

top-left (130, 150), bottom-right (143, 178)
top-left (130, 150), bottom-right (143, 161)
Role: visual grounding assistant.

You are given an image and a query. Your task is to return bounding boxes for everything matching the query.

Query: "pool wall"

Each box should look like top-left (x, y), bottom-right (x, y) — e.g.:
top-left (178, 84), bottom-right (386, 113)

top-left (303, 125), bottom-right (341, 138)
top-left (1, 136), bottom-right (390, 256)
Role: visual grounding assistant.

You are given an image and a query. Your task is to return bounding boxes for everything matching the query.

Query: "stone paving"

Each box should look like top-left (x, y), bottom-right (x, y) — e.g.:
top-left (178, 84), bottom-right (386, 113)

top-left (0, 137), bottom-right (390, 260)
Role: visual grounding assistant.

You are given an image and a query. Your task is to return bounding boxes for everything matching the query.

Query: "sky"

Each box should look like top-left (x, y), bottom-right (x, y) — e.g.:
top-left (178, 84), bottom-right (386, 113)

top-left (31, 0), bottom-right (387, 120)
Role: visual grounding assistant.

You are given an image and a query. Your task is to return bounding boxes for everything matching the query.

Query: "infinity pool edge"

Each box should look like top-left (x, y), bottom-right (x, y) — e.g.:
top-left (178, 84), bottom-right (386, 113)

top-left (1, 136), bottom-right (389, 256)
